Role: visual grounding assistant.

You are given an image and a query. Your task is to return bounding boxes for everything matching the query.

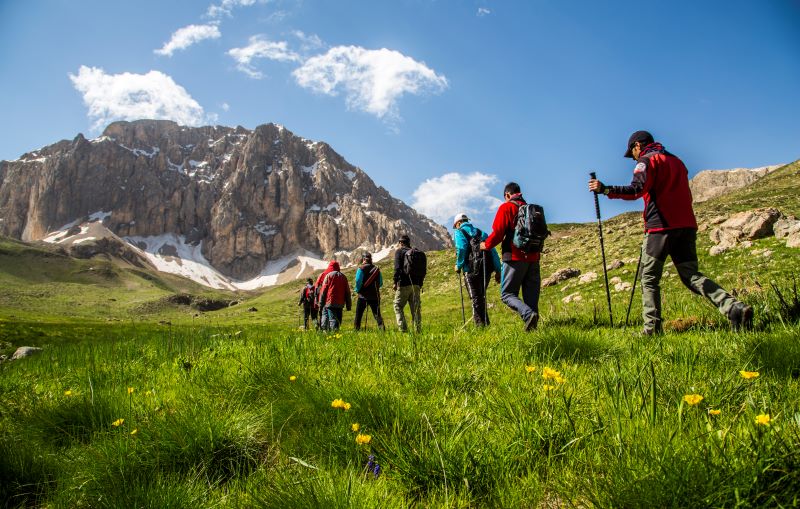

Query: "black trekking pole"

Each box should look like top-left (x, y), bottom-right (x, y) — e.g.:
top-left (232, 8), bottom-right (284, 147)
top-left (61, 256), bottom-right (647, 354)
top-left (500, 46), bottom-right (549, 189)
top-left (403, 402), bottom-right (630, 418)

top-left (458, 271), bottom-right (466, 325)
top-left (483, 255), bottom-right (488, 326)
top-left (625, 246), bottom-right (643, 327)
top-left (364, 299), bottom-right (369, 331)
top-left (590, 172), bottom-right (614, 327)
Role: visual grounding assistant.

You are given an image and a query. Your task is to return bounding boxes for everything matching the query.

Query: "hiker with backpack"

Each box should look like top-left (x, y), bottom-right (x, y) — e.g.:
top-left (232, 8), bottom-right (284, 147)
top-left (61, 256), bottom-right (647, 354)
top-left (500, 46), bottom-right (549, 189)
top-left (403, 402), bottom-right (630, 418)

top-left (353, 252), bottom-right (386, 331)
top-left (393, 234), bottom-right (426, 333)
top-left (453, 213), bottom-right (501, 326)
top-left (315, 260), bottom-right (338, 330)
top-left (480, 182), bottom-right (550, 331)
top-left (298, 278), bottom-right (317, 329)
top-left (588, 130), bottom-right (754, 334)
top-left (317, 261), bottom-right (352, 331)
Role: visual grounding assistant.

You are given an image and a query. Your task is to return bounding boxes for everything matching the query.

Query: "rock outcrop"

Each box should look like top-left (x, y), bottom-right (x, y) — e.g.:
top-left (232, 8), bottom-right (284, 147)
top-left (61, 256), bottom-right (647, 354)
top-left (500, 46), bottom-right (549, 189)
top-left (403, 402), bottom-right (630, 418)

top-left (689, 165), bottom-right (783, 203)
top-left (709, 207), bottom-right (782, 255)
top-left (0, 120), bottom-right (450, 283)
top-left (542, 267), bottom-right (581, 287)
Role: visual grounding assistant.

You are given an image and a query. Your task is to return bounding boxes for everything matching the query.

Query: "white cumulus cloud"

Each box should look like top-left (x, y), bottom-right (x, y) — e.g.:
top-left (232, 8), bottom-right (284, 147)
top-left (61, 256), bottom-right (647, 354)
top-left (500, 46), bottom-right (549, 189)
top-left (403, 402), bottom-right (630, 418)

top-left (477, 7), bottom-right (492, 16)
top-left (412, 172), bottom-right (502, 227)
top-left (155, 24), bottom-right (221, 57)
top-left (69, 66), bottom-right (210, 131)
top-left (228, 36), bottom-right (301, 79)
top-left (292, 45), bottom-right (448, 120)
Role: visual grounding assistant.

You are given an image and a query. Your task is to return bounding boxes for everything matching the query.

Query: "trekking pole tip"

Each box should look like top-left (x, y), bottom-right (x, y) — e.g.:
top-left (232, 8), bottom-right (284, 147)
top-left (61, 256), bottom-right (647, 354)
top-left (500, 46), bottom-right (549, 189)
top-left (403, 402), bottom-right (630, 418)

top-left (589, 171), bottom-right (596, 179)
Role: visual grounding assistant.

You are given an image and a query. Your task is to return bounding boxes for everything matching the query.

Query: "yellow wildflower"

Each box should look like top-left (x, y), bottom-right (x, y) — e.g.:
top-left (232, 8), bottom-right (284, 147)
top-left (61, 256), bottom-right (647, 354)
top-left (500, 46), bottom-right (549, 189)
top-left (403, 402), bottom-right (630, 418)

top-left (127, 387), bottom-right (135, 395)
top-left (130, 428), bottom-right (138, 435)
top-left (343, 402), bottom-right (352, 411)
top-left (289, 375), bottom-right (297, 382)
top-left (525, 365), bottom-right (536, 373)
top-left (542, 367), bottom-right (562, 380)
top-left (740, 371), bottom-right (760, 380)
top-left (683, 394), bottom-right (704, 406)
top-left (112, 418), bottom-right (125, 427)
top-left (708, 409), bottom-right (721, 416)
top-left (64, 390), bottom-right (73, 396)
top-left (351, 423), bottom-right (360, 432)
top-left (355, 433), bottom-right (372, 445)
top-left (331, 399), bottom-right (345, 409)
top-left (543, 384), bottom-right (555, 391)
top-left (554, 375), bottom-right (566, 384)
top-left (755, 414), bottom-right (771, 426)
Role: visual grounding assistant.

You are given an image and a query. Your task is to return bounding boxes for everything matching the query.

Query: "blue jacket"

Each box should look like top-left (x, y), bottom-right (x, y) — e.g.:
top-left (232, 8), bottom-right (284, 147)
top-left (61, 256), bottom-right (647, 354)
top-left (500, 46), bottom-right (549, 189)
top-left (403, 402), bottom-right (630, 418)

top-left (355, 263), bottom-right (383, 299)
top-left (454, 221), bottom-right (501, 273)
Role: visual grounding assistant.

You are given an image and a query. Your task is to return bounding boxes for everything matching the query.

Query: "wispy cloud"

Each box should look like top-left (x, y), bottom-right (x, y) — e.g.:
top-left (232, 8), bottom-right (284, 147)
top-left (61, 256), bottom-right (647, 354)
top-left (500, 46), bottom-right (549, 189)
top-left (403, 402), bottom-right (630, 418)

top-left (154, 24), bottom-right (221, 57)
top-left (291, 30), bottom-right (325, 54)
top-left (69, 66), bottom-right (211, 130)
top-left (292, 45), bottom-right (448, 120)
top-left (206, 0), bottom-right (261, 19)
top-left (228, 36), bottom-right (301, 78)
top-left (412, 172), bottom-right (501, 227)
top-left (477, 7), bottom-right (492, 17)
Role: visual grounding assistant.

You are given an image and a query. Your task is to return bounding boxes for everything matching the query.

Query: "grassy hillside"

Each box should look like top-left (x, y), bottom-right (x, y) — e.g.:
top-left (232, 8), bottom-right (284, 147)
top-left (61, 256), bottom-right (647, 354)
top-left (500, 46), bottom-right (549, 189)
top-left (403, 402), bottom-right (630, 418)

top-left (1, 161), bottom-right (799, 507)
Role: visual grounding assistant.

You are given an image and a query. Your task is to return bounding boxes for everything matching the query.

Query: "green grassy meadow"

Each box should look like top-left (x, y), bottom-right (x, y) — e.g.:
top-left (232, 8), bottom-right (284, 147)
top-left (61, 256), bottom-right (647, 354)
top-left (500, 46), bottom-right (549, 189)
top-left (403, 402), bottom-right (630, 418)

top-left (1, 162), bottom-right (800, 507)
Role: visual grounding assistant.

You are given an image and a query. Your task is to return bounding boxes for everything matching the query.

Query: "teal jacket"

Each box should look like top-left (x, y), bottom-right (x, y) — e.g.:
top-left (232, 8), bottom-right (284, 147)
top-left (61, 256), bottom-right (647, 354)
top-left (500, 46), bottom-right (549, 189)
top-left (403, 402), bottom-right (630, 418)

top-left (454, 221), bottom-right (502, 273)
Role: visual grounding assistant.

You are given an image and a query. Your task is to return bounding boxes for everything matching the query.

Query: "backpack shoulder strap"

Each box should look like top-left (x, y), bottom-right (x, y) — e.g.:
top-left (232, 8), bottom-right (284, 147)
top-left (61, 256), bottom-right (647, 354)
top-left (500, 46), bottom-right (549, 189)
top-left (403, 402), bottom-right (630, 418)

top-left (458, 227), bottom-right (472, 242)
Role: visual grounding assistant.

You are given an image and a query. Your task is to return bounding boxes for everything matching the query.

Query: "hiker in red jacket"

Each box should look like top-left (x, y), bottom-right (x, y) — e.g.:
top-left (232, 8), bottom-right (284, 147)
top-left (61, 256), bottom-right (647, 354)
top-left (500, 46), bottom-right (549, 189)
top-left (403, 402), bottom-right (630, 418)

top-left (589, 130), bottom-right (753, 334)
top-left (480, 182), bottom-right (541, 331)
top-left (317, 260), bottom-right (352, 331)
top-left (315, 260), bottom-right (338, 330)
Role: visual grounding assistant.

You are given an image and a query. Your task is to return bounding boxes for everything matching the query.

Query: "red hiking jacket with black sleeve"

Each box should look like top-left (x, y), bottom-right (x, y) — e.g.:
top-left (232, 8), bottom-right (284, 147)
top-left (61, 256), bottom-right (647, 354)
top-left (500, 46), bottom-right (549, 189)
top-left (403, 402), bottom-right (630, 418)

top-left (483, 193), bottom-right (541, 263)
top-left (606, 143), bottom-right (698, 232)
top-left (318, 270), bottom-right (352, 310)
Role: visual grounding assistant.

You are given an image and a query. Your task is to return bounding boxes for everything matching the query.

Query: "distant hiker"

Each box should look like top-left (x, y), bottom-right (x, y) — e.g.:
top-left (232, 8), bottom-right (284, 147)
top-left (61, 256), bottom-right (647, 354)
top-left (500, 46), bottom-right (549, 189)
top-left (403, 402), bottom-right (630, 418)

top-left (315, 260), bottom-right (339, 330)
top-left (393, 234), bottom-right (426, 332)
top-left (589, 130), bottom-right (753, 334)
top-left (298, 278), bottom-right (318, 329)
top-left (317, 261), bottom-right (352, 331)
top-left (354, 252), bottom-right (386, 331)
top-left (480, 182), bottom-right (543, 331)
top-left (453, 213), bottom-right (501, 326)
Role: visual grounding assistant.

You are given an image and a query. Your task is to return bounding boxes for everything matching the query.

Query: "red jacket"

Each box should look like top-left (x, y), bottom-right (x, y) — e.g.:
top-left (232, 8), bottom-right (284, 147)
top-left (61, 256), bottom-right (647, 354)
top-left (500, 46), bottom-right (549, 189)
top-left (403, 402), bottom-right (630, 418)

top-left (315, 260), bottom-right (339, 288)
top-left (318, 268), bottom-right (352, 309)
top-left (607, 143), bottom-right (698, 232)
top-left (483, 194), bottom-right (540, 263)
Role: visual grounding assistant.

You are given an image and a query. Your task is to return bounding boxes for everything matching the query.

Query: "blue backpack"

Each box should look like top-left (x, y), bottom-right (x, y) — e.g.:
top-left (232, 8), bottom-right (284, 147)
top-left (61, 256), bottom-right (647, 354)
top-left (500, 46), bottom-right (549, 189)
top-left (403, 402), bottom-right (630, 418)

top-left (511, 200), bottom-right (551, 253)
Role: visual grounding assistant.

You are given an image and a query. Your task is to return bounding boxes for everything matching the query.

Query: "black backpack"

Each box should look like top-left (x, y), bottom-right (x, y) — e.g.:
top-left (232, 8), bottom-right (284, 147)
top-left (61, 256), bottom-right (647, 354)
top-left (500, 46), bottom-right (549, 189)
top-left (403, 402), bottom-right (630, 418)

top-left (511, 201), bottom-right (551, 253)
top-left (459, 227), bottom-right (493, 275)
top-left (403, 247), bottom-right (427, 285)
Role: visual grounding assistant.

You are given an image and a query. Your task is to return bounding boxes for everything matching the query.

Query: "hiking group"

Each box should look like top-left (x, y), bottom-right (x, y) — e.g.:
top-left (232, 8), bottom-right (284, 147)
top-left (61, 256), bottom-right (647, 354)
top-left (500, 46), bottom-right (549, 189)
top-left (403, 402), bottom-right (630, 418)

top-left (300, 130), bottom-right (754, 334)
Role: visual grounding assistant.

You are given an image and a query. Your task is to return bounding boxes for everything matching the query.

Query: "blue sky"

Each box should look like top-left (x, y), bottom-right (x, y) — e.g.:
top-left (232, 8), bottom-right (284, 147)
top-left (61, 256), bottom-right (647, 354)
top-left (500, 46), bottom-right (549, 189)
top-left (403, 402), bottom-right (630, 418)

top-left (1, 0), bottom-right (798, 229)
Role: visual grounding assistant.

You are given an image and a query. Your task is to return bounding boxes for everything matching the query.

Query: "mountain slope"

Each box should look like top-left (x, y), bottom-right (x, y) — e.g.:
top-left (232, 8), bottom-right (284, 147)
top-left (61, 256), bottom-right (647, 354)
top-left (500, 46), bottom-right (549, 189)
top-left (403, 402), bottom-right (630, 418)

top-left (0, 120), bottom-right (450, 287)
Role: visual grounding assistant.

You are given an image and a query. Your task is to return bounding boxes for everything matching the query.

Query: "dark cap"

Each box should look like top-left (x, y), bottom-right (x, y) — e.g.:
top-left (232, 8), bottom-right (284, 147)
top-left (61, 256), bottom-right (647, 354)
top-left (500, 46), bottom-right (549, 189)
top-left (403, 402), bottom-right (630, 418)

top-left (624, 130), bottom-right (654, 158)
top-left (361, 251), bottom-right (372, 261)
top-left (397, 234), bottom-right (410, 246)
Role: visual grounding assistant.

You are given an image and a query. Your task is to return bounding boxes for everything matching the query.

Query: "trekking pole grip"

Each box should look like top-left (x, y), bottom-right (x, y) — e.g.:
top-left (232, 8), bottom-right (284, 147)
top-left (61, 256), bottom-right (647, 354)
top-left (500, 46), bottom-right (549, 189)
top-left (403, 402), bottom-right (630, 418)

top-left (589, 172), bottom-right (602, 219)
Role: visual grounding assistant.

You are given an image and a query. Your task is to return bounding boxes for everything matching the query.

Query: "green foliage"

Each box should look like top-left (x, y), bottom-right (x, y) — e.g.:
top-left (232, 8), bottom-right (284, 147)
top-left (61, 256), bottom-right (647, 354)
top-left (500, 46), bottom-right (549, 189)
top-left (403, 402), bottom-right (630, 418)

top-left (1, 161), bottom-right (799, 506)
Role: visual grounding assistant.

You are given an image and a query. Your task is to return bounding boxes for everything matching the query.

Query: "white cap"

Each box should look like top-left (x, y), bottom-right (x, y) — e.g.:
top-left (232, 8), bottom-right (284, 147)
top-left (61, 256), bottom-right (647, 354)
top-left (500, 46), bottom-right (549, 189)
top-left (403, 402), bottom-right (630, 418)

top-left (452, 212), bottom-right (469, 228)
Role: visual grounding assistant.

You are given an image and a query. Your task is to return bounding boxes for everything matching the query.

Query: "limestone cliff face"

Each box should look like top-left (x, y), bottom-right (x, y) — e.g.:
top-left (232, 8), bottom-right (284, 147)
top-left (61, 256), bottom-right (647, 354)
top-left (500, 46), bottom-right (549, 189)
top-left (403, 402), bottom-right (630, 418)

top-left (0, 120), bottom-right (450, 280)
top-left (689, 165), bottom-right (783, 203)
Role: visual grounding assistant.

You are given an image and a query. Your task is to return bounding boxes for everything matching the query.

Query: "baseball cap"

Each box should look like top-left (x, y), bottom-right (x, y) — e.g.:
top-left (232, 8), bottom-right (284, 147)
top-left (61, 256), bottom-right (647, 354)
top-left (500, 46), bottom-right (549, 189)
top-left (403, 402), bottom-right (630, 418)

top-left (452, 212), bottom-right (469, 228)
top-left (624, 130), bottom-right (654, 158)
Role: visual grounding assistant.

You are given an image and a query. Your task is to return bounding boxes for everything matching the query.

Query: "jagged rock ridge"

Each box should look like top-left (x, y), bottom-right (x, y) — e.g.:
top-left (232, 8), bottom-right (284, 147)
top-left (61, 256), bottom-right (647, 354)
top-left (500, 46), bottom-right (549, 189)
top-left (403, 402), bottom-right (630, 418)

top-left (0, 120), bottom-right (451, 286)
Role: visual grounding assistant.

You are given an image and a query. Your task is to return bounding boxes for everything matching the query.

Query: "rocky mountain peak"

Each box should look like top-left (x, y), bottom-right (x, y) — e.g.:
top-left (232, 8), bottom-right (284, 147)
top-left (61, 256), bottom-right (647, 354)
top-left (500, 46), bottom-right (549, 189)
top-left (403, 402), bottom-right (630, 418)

top-left (0, 119), bottom-right (450, 288)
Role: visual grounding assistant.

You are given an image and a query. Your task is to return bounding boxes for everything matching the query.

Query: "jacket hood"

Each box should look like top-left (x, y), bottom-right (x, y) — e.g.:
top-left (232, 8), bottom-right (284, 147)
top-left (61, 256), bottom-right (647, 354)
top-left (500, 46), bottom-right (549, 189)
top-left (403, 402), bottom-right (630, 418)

top-left (327, 260), bottom-right (341, 272)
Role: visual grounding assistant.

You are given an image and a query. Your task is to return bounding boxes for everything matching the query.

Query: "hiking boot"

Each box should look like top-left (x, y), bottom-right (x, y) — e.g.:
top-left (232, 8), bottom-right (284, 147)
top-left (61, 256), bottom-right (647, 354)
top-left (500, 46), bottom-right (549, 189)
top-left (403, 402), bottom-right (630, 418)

top-left (525, 312), bottom-right (539, 332)
top-left (728, 303), bottom-right (754, 331)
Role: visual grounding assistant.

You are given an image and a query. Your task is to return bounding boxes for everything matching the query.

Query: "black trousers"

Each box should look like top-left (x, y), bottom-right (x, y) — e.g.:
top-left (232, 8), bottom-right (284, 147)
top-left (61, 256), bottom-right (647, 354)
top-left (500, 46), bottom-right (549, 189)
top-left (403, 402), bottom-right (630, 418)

top-left (464, 270), bottom-right (491, 326)
top-left (303, 305), bottom-right (318, 329)
top-left (354, 298), bottom-right (384, 330)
